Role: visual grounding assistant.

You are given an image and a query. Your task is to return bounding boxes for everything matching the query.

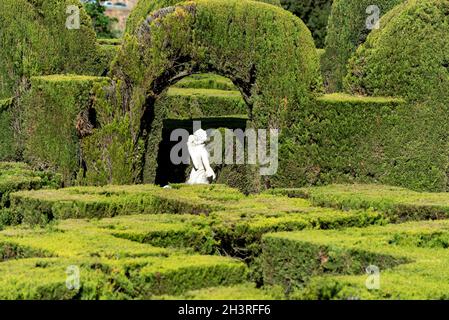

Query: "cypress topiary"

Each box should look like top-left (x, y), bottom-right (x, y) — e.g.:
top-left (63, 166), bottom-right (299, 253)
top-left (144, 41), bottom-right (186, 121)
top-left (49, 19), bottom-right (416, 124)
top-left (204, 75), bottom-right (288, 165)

top-left (322, 0), bottom-right (404, 92)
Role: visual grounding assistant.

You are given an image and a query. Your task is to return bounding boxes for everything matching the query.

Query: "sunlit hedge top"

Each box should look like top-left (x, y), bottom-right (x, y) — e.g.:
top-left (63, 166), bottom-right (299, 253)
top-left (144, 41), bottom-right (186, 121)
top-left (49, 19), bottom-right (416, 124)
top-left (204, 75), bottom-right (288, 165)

top-left (0, 0), bottom-right (100, 99)
top-left (113, 0), bottom-right (321, 138)
top-left (322, 0), bottom-right (404, 92)
top-left (125, 0), bottom-right (282, 34)
top-left (344, 0), bottom-right (449, 102)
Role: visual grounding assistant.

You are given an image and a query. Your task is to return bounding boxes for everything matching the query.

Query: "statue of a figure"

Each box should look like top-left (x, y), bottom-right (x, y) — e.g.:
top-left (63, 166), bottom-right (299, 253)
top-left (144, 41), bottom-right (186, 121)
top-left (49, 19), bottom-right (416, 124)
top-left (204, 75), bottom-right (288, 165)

top-left (187, 129), bottom-right (216, 184)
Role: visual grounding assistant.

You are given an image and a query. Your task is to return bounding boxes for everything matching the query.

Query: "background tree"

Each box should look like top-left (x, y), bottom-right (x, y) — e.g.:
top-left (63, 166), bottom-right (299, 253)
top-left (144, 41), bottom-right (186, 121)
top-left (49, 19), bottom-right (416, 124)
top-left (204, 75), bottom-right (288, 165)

top-left (280, 0), bottom-right (333, 48)
top-left (83, 0), bottom-right (118, 39)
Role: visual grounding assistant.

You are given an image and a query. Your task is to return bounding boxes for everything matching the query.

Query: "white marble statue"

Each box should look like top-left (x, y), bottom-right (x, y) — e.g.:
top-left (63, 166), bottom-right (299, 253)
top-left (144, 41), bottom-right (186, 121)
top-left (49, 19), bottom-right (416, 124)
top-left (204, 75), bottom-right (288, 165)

top-left (187, 129), bottom-right (216, 184)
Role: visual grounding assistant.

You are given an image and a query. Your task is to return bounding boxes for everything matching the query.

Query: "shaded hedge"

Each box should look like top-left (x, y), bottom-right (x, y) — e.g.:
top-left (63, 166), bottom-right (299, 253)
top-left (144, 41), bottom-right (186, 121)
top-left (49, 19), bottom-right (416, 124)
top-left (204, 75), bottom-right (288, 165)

top-left (344, 0), bottom-right (449, 191)
top-left (0, 99), bottom-right (15, 161)
top-left (322, 0), bottom-right (404, 92)
top-left (280, 0), bottom-right (332, 48)
top-left (262, 220), bottom-right (449, 299)
top-left (22, 75), bottom-right (110, 185)
top-left (269, 94), bottom-right (429, 189)
top-left (0, 0), bottom-right (103, 99)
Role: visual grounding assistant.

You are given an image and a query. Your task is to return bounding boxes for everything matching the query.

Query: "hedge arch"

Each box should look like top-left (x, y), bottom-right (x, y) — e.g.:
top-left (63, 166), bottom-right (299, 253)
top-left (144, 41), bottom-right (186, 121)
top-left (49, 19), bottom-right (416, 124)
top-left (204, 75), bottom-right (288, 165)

top-left (125, 0), bottom-right (282, 34)
top-left (104, 0), bottom-right (321, 189)
top-left (0, 0), bottom-right (101, 99)
top-left (321, 0), bottom-right (405, 92)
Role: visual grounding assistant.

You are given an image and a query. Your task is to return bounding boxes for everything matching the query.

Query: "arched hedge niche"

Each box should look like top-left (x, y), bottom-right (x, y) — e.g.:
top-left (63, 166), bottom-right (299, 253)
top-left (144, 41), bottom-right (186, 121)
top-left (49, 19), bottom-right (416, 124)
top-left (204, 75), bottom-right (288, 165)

top-left (105, 0), bottom-right (321, 191)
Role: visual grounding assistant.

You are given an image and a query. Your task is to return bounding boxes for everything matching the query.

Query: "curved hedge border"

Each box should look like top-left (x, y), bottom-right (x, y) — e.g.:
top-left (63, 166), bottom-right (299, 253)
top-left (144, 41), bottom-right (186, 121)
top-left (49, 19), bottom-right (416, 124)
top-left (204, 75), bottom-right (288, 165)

top-left (344, 0), bottom-right (449, 102)
top-left (322, 0), bottom-right (404, 92)
top-left (125, 0), bottom-right (282, 34)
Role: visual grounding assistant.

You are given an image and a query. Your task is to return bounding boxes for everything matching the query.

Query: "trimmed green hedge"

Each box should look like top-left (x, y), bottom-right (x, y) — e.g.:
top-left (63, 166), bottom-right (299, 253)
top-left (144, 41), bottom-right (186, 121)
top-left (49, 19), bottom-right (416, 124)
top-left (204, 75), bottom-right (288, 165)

top-left (0, 0), bottom-right (102, 99)
top-left (0, 218), bottom-right (247, 299)
top-left (125, 0), bottom-right (282, 34)
top-left (22, 75), bottom-right (110, 184)
top-left (296, 184), bottom-right (449, 223)
top-left (9, 184), bottom-right (237, 225)
top-left (106, 0), bottom-right (321, 191)
top-left (173, 74), bottom-right (237, 91)
top-left (322, 0), bottom-right (405, 92)
top-left (163, 88), bottom-right (247, 118)
top-left (0, 162), bottom-right (61, 206)
top-left (262, 220), bottom-right (449, 299)
top-left (0, 99), bottom-right (15, 160)
top-left (345, 0), bottom-right (449, 102)
top-left (271, 94), bottom-right (422, 189)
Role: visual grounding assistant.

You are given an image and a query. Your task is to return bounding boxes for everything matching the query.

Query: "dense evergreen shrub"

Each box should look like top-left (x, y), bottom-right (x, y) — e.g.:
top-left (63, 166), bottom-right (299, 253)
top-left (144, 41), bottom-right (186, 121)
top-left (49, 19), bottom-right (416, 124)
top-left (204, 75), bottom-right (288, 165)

top-left (0, 99), bottom-right (15, 161)
top-left (344, 0), bottom-right (449, 191)
top-left (88, 0), bottom-right (321, 191)
top-left (322, 0), bottom-right (404, 92)
top-left (125, 0), bottom-right (281, 34)
top-left (345, 0), bottom-right (449, 102)
top-left (280, 0), bottom-right (332, 48)
top-left (0, 0), bottom-right (102, 99)
top-left (22, 75), bottom-right (110, 184)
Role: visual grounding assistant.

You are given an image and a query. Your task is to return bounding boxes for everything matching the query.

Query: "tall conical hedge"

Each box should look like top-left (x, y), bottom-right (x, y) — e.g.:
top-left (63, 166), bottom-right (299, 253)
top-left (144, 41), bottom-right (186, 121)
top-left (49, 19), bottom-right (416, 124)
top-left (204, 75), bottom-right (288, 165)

top-left (344, 0), bottom-right (449, 191)
top-left (322, 0), bottom-right (404, 92)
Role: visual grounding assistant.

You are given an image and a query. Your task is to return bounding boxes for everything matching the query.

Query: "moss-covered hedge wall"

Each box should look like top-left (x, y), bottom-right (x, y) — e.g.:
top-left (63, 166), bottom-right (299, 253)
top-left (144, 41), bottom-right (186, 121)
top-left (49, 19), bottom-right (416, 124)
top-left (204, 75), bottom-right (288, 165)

top-left (322, 0), bottom-right (405, 92)
top-left (126, 0), bottom-right (281, 34)
top-left (0, 99), bottom-right (15, 161)
top-left (101, 0), bottom-right (322, 192)
top-left (271, 91), bottom-right (449, 192)
top-left (22, 75), bottom-right (110, 185)
top-left (0, 0), bottom-right (105, 100)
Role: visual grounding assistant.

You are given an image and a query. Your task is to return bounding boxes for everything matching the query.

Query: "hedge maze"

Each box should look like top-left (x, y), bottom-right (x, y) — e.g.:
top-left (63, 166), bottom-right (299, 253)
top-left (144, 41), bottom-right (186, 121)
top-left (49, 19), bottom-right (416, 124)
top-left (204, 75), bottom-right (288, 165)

top-left (0, 0), bottom-right (448, 300)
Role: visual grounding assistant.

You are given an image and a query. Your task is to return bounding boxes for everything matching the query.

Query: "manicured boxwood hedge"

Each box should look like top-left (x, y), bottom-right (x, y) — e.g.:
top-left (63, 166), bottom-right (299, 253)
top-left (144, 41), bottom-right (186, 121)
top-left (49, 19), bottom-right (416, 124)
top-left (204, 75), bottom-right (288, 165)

top-left (345, 0), bottom-right (449, 102)
top-left (270, 94), bottom-right (416, 189)
top-left (262, 220), bottom-right (449, 299)
top-left (96, 0), bottom-right (322, 191)
top-left (297, 184), bottom-right (449, 223)
top-left (0, 218), bottom-right (247, 299)
top-left (322, 0), bottom-right (405, 92)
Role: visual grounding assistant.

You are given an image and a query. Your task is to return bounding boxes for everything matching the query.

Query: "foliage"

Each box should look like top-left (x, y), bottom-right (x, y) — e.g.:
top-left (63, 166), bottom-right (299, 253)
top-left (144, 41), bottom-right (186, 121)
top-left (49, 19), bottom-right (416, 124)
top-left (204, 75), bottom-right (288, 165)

top-left (106, 0), bottom-right (322, 191)
top-left (280, 0), bottom-right (332, 48)
top-left (296, 184), bottom-right (449, 222)
top-left (125, 0), bottom-right (282, 34)
top-left (0, 218), bottom-right (247, 299)
top-left (0, 0), bottom-right (102, 99)
top-left (0, 99), bottom-right (15, 160)
top-left (21, 75), bottom-right (110, 185)
top-left (262, 220), bottom-right (449, 299)
top-left (83, 0), bottom-right (118, 39)
top-left (322, 0), bottom-right (405, 92)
